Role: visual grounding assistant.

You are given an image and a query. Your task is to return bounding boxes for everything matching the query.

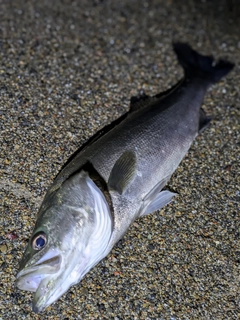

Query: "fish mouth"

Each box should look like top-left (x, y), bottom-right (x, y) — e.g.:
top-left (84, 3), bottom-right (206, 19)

top-left (16, 254), bottom-right (62, 292)
top-left (16, 253), bottom-right (69, 312)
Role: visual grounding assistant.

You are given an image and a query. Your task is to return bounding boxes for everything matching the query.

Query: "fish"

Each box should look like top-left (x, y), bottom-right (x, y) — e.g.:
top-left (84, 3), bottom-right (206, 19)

top-left (16, 43), bottom-right (234, 313)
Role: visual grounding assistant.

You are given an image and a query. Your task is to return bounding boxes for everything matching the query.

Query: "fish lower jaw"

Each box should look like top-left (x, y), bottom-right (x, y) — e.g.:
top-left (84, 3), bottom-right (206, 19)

top-left (16, 272), bottom-right (45, 292)
top-left (16, 279), bottom-right (40, 292)
top-left (31, 277), bottom-right (64, 313)
top-left (16, 254), bottom-right (62, 292)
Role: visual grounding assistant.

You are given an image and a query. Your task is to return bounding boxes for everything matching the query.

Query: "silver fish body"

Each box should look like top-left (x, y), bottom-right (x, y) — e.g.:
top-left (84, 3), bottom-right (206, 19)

top-left (16, 43), bottom-right (234, 312)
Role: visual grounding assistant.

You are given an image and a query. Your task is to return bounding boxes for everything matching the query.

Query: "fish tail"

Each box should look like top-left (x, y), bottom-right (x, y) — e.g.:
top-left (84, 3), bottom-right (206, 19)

top-left (173, 43), bottom-right (234, 84)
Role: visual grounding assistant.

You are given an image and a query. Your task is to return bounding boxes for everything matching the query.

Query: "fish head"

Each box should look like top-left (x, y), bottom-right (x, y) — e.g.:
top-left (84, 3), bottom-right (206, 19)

top-left (16, 170), bottom-right (112, 312)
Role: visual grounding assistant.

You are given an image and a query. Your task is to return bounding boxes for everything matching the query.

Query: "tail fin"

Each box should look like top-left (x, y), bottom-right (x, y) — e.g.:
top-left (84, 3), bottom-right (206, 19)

top-left (173, 43), bottom-right (234, 84)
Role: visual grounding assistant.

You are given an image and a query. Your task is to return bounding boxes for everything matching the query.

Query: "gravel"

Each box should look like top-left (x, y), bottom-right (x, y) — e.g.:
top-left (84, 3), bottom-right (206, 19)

top-left (0, 0), bottom-right (239, 319)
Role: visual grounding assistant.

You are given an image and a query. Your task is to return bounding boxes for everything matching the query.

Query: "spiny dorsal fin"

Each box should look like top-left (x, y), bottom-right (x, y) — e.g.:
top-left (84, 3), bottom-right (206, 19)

top-left (130, 93), bottom-right (156, 112)
top-left (108, 151), bottom-right (137, 195)
top-left (129, 80), bottom-right (183, 112)
top-left (199, 108), bottom-right (212, 133)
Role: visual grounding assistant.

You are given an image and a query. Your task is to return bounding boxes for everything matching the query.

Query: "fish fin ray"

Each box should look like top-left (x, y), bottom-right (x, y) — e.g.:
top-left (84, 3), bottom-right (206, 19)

top-left (108, 151), bottom-right (137, 194)
top-left (140, 190), bottom-right (176, 216)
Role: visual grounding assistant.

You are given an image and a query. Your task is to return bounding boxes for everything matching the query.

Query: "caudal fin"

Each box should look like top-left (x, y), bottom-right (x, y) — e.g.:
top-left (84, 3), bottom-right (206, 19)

top-left (173, 43), bottom-right (234, 84)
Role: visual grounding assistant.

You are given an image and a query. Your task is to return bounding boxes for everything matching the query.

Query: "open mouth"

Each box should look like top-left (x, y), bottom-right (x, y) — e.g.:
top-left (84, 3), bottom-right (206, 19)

top-left (16, 255), bottom-right (62, 292)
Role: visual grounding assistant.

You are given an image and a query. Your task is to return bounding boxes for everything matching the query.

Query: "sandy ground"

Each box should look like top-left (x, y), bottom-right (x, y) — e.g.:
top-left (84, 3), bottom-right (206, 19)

top-left (0, 0), bottom-right (239, 319)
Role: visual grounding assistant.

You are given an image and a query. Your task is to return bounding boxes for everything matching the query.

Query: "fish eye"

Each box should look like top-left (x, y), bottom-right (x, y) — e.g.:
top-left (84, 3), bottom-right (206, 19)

top-left (31, 232), bottom-right (47, 250)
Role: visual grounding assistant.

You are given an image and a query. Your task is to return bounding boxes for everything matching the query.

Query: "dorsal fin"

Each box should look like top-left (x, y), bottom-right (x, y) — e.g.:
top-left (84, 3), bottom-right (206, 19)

top-left (130, 79), bottom-right (183, 112)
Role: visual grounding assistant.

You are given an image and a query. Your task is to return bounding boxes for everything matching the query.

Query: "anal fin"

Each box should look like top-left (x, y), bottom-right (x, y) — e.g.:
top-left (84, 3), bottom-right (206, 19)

top-left (199, 108), bottom-right (212, 133)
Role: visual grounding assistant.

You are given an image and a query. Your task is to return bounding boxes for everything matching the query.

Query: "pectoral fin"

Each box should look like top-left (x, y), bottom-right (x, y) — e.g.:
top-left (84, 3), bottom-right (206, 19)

top-left (108, 151), bottom-right (137, 194)
top-left (140, 190), bottom-right (176, 216)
